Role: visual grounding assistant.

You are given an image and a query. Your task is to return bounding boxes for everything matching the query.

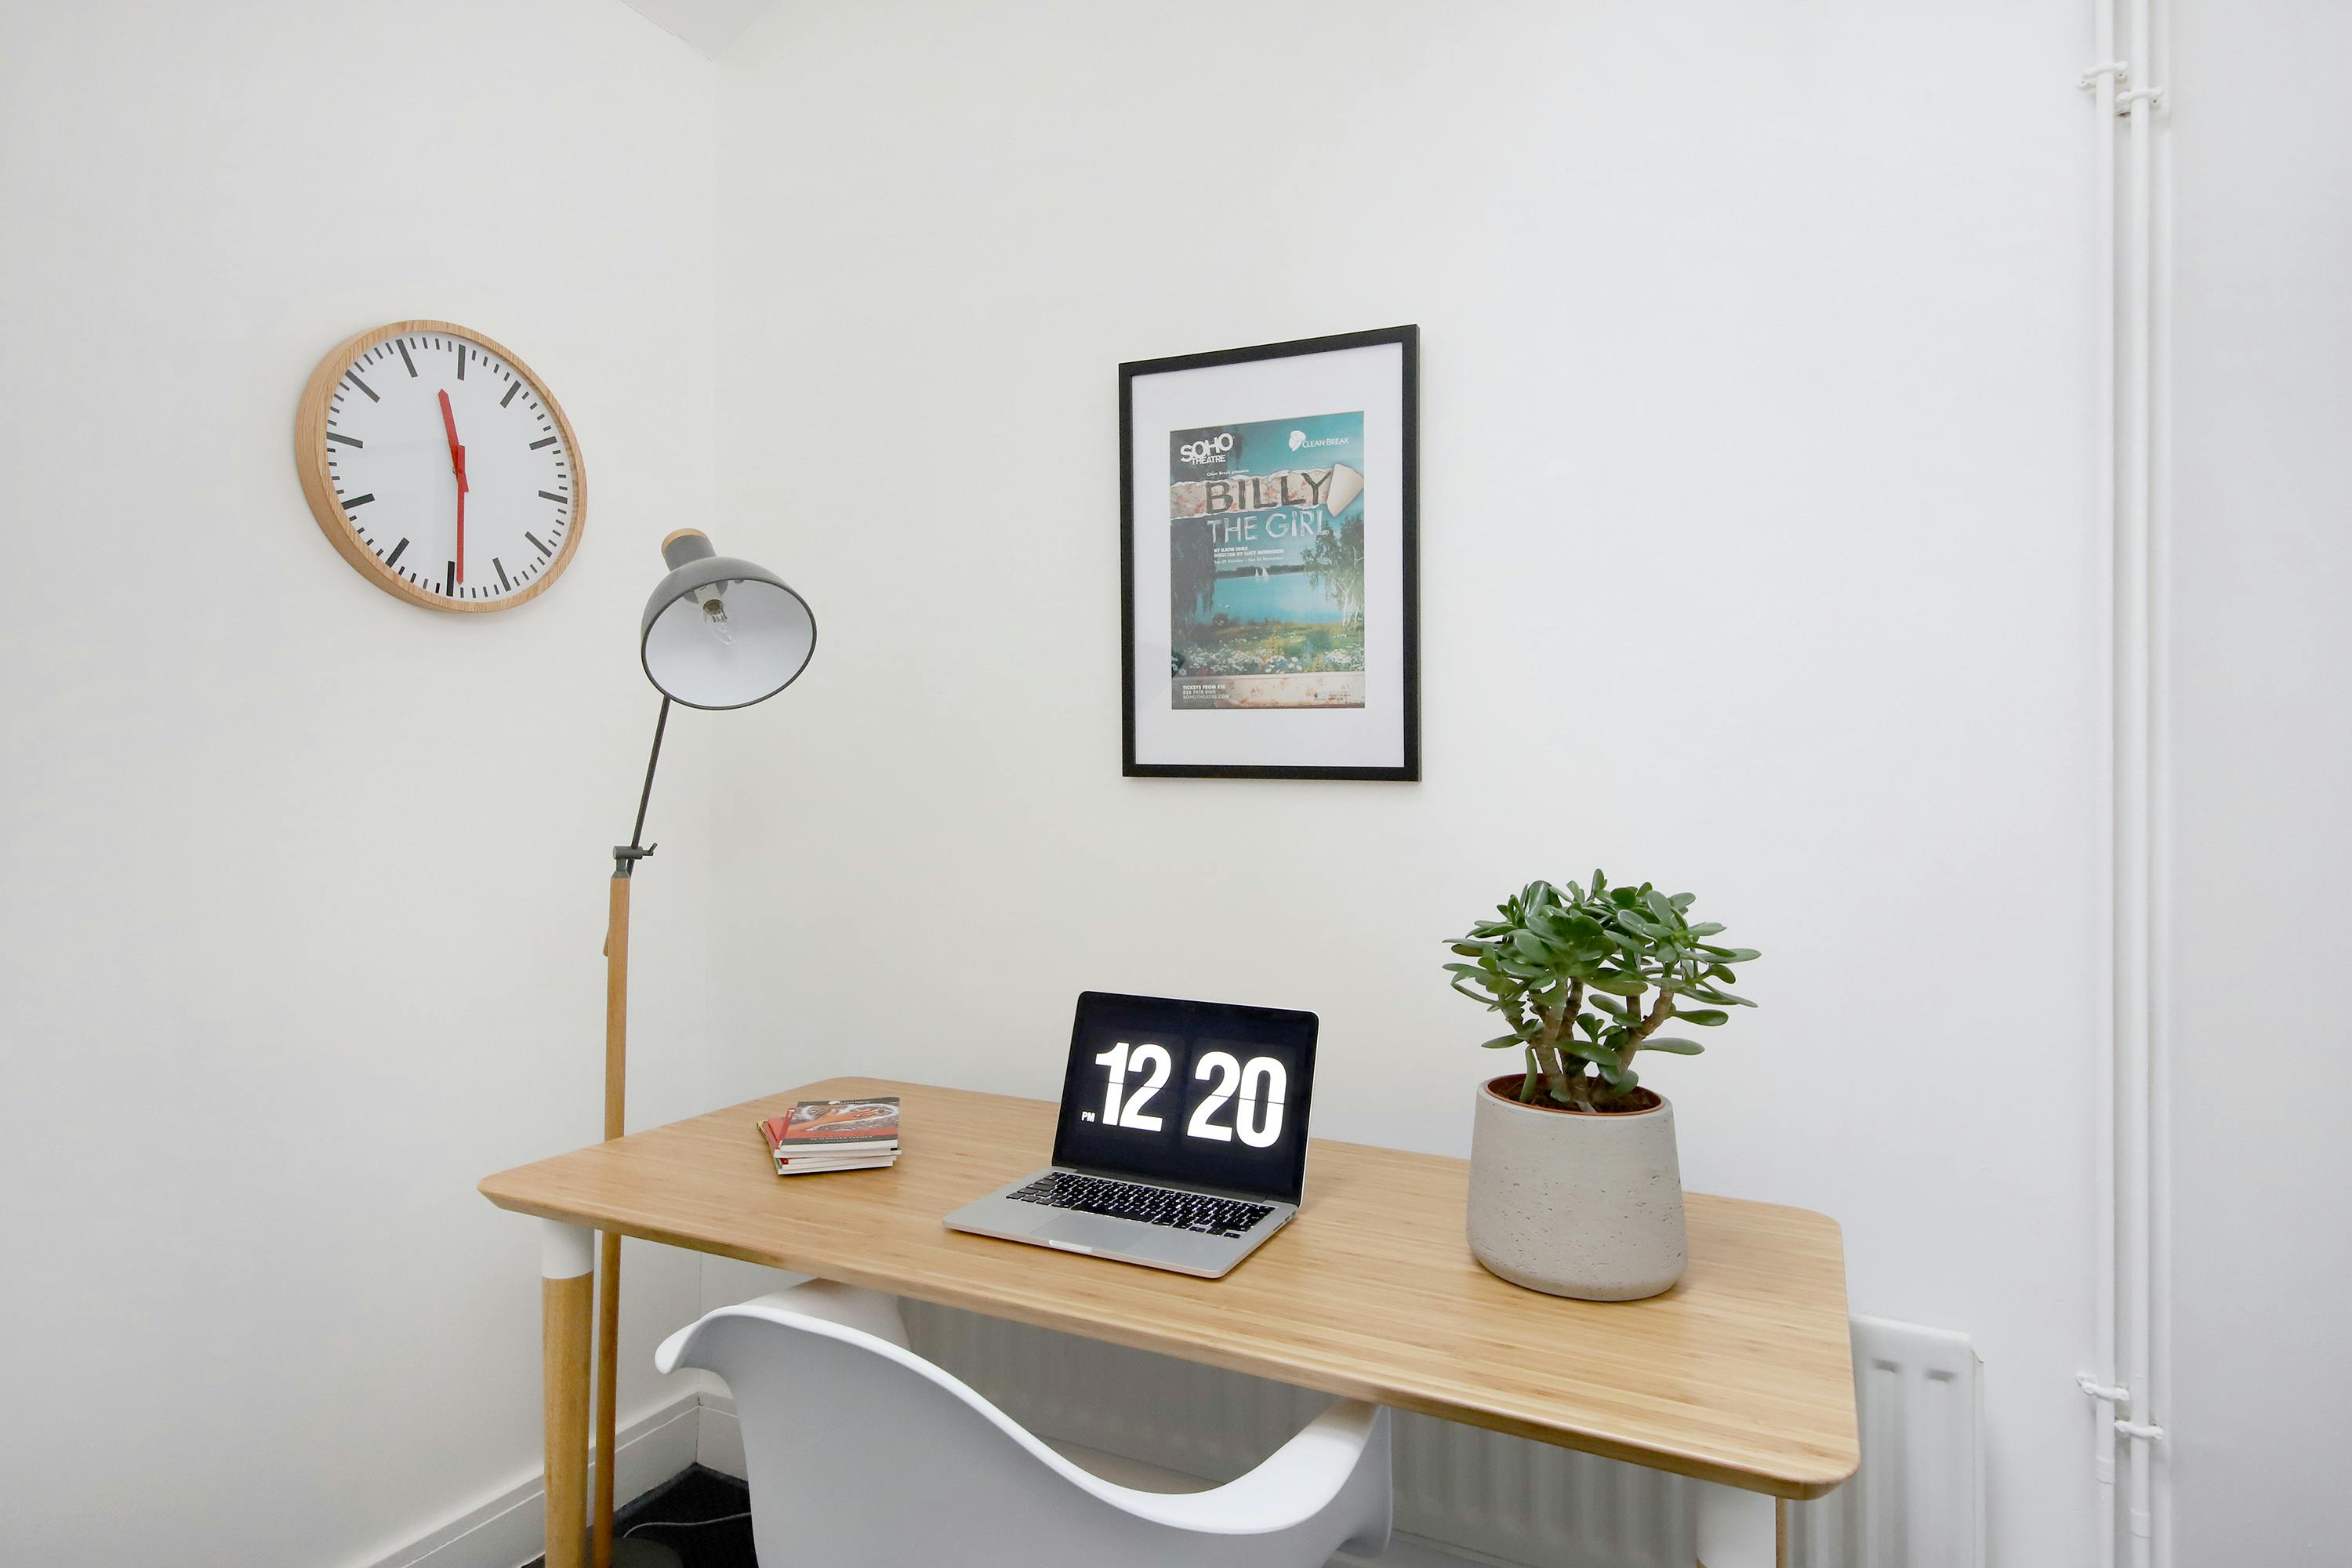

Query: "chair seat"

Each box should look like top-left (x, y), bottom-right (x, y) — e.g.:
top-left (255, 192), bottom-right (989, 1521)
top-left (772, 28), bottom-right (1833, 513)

top-left (1044, 1438), bottom-right (1217, 1495)
top-left (657, 1279), bottom-right (1392, 1568)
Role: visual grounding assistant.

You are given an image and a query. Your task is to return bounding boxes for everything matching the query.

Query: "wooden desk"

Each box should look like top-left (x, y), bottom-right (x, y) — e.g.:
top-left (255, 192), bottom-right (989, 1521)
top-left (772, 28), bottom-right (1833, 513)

top-left (483, 1077), bottom-right (1857, 1566)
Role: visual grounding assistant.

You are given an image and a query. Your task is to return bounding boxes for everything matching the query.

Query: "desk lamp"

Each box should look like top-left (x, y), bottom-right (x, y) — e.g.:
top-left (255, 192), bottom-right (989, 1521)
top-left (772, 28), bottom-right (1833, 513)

top-left (593, 528), bottom-right (815, 1568)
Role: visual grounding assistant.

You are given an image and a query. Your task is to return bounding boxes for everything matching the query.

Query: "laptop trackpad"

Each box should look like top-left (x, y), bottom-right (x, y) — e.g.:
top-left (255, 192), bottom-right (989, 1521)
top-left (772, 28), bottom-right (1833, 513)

top-left (1034, 1214), bottom-right (1143, 1252)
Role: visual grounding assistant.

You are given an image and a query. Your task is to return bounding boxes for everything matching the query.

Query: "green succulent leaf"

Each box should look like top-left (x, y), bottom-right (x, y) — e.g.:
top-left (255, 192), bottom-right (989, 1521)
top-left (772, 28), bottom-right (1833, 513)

top-left (1450, 876), bottom-right (1755, 1080)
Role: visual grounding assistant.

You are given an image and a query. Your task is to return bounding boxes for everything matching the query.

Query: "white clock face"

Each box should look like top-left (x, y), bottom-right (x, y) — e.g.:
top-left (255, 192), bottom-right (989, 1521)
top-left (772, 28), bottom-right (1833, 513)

top-left (321, 329), bottom-right (574, 604)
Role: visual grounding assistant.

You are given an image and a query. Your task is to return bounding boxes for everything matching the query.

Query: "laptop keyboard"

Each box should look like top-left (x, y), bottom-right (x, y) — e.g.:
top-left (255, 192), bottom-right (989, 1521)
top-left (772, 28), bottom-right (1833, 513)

top-left (1008, 1171), bottom-right (1273, 1238)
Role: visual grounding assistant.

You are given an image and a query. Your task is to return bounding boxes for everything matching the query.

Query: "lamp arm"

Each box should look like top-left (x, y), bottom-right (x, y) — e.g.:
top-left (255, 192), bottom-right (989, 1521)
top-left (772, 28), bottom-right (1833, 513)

top-left (618, 695), bottom-right (672, 873)
top-left (600, 698), bottom-right (669, 960)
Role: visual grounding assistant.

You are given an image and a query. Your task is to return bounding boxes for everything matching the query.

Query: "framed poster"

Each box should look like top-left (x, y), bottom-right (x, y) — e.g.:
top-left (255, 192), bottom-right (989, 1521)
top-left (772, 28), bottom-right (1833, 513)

top-left (1120, 325), bottom-right (1419, 780)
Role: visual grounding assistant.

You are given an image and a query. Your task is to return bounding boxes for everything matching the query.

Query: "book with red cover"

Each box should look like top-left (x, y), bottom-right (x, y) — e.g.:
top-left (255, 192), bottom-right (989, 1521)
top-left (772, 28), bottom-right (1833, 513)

top-left (776, 1097), bottom-right (900, 1150)
top-left (754, 1096), bottom-right (900, 1174)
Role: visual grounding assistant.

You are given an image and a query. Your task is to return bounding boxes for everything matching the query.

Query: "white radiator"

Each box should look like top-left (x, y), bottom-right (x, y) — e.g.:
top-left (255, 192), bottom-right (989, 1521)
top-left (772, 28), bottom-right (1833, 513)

top-left (1783, 1316), bottom-right (1984, 1568)
top-left (905, 1298), bottom-right (1696, 1568)
top-left (897, 1301), bottom-right (1977, 1568)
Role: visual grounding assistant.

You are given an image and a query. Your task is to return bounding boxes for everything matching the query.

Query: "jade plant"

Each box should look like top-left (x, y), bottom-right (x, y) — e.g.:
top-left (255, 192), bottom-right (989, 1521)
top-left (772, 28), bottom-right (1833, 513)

top-left (1443, 873), bottom-right (1759, 1112)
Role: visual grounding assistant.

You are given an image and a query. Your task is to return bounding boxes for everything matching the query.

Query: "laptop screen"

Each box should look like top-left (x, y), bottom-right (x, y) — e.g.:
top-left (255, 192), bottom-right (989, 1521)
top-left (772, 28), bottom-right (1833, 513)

top-left (1051, 991), bottom-right (1319, 1205)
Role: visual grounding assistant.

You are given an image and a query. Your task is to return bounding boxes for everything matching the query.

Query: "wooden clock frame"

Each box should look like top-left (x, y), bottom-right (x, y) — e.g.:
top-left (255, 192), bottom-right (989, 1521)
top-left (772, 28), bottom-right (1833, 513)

top-left (295, 318), bottom-right (586, 613)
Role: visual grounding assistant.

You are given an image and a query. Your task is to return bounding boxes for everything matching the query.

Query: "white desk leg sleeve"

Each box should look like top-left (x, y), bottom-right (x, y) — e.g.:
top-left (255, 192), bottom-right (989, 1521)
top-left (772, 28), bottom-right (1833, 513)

top-left (543, 1221), bottom-right (594, 1281)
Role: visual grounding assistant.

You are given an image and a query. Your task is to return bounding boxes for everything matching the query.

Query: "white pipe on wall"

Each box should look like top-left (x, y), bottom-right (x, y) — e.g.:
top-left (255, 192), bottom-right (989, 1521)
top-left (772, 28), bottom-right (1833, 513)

top-left (2098, 12), bottom-right (2136, 1568)
top-left (2091, 0), bottom-right (2170, 1563)
top-left (2086, 0), bottom-right (2120, 1561)
top-left (2089, 0), bottom-right (2171, 1562)
top-left (2145, 3), bottom-right (2174, 1563)
top-left (2122, 2), bottom-right (2158, 1564)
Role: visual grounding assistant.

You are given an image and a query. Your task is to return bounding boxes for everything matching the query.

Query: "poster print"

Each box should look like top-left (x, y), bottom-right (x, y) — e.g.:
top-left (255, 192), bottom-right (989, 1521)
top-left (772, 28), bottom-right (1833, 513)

top-left (1168, 412), bottom-right (1367, 711)
top-left (1121, 325), bottom-right (1418, 780)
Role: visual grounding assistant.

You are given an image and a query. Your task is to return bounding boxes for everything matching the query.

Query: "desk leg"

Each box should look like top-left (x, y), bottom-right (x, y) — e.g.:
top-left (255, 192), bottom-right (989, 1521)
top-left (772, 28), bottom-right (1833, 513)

top-left (542, 1221), bottom-right (594, 1568)
top-left (1695, 1486), bottom-right (1787, 1568)
top-left (591, 1229), bottom-right (621, 1568)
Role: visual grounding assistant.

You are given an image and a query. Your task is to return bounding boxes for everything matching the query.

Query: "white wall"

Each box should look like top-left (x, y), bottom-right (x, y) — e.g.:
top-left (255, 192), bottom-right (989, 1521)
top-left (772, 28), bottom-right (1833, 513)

top-left (0, 3), bottom-right (720, 1563)
top-left (2166, 2), bottom-right (2352, 1559)
top-left (25, 5), bottom-right (2330, 1564)
top-left (708, 4), bottom-right (2100, 1563)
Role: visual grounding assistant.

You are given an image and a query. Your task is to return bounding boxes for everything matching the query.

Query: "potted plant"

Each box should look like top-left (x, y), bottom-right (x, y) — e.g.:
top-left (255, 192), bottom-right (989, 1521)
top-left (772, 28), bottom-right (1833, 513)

top-left (1443, 873), bottom-right (1759, 1301)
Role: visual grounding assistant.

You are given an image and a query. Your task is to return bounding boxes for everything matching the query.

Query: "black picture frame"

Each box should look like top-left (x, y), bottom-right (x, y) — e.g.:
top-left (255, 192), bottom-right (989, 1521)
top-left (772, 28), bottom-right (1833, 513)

top-left (1120, 325), bottom-right (1420, 781)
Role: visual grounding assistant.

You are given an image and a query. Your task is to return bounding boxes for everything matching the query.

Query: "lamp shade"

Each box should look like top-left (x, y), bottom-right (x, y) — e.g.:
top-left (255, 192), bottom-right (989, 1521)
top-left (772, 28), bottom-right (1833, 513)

top-left (640, 530), bottom-right (816, 710)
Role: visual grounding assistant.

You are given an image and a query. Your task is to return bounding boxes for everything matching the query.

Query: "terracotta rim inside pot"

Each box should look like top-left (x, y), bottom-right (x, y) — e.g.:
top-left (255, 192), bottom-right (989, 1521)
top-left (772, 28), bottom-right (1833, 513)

top-left (1483, 1073), bottom-right (1664, 1116)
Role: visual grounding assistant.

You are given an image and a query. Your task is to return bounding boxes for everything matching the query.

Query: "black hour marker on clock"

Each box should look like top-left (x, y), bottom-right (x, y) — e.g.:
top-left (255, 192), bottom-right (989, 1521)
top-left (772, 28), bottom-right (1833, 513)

top-left (446, 562), bottom-right (458, 595)
top-left (387, 538), bottom-right (409, 568)
top-left (342, 492), bottom-right (375, 509)
top-left (325, 431), bottom-right (364, 448)
top-left (529, 436), bottom-right (557, 450)
top-left (345, 371), bottom-right (379, 402)
top-left (493, 557), bottom-right (510, 591)
top-left (538, 490), bottom-right (566, 503)
top-left (501, 381), bottom-right (521, 408)
top-left (397, 339), bottom-right (417, 378)
top-left (456, 346), bottom-right (466, 379)
top-left (526, 532), bottom-right (551, 558)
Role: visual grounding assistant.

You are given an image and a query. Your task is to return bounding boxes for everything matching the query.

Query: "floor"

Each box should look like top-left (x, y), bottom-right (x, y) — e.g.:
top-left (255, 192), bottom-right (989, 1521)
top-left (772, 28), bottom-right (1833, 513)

top-left (527, 1466), bottom-right (757, 1568)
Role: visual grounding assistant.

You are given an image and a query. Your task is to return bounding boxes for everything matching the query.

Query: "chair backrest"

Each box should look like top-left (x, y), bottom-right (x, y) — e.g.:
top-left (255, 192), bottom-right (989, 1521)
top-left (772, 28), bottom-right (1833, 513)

top-left (663, 1296), bottom-right (1387, 1568)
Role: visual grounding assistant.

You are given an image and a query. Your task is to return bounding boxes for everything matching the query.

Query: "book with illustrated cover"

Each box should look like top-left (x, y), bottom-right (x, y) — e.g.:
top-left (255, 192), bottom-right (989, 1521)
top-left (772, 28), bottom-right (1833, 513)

top-left (755, 1096), bottom-right (900, 1175)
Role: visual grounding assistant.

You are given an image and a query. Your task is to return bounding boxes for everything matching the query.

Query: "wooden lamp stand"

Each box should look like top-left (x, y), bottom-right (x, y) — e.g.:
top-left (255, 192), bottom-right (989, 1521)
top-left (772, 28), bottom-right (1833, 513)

top-left (588, 699), bottom-right (681, 1568)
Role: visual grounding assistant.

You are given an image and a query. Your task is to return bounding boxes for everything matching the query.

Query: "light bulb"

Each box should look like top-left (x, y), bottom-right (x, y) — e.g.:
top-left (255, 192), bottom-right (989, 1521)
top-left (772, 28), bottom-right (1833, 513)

top-left (699, 588), bottom-right (735, 646)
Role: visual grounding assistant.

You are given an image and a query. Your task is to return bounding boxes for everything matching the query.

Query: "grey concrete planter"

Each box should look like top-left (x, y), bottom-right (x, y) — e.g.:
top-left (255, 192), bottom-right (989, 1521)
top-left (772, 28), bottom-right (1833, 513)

top-left (1466, 1075), bottom-right (1688, 1301)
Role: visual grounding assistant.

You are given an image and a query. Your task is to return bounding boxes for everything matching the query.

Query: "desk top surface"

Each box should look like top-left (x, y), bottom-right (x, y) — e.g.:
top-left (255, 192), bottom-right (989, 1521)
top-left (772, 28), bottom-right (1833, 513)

top-left (481, 1076), bottom-right (1857, 1497)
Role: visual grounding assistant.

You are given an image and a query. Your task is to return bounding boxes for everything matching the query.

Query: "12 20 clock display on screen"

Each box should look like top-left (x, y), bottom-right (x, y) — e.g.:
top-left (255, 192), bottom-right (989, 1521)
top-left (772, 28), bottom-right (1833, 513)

top-left (1054, 1006), bottom-right (1312, 1200)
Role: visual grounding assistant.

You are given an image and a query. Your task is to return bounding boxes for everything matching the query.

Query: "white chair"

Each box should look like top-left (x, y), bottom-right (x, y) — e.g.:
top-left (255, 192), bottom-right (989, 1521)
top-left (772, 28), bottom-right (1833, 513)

top-left (656, 1279), bottom-right (1392, 1568)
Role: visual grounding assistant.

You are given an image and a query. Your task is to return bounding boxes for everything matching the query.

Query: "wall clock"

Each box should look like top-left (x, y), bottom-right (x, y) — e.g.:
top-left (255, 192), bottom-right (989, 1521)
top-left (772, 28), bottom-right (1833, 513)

top-left (295, 320), bottom-right (583, 612)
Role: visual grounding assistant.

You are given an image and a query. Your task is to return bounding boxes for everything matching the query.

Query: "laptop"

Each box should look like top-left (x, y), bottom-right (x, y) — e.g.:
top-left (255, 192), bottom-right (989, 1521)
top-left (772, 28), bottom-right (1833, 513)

top-left (943, 991), bottom-right (1319, 1278)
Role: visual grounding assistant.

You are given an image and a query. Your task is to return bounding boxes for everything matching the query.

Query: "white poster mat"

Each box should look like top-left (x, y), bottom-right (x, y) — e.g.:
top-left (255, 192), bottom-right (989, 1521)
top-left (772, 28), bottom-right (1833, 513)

top-left (1128, 342), bottom-right (1407, 771)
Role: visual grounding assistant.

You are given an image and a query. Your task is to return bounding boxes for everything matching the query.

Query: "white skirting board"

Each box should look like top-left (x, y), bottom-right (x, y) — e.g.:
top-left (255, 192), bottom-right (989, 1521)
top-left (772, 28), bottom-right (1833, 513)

top-left (351, 1390), bottom-right (702, 1568)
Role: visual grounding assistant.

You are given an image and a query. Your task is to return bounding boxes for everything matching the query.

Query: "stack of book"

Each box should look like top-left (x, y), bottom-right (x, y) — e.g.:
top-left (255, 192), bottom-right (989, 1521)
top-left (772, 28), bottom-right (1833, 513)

top-left (756, 1095), bottom-right (901, 1176)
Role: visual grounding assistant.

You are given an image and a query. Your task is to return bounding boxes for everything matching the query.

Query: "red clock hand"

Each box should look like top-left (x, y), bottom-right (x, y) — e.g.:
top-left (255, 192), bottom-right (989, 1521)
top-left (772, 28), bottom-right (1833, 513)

top-left (438, 388), bottom-right (470, 584)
